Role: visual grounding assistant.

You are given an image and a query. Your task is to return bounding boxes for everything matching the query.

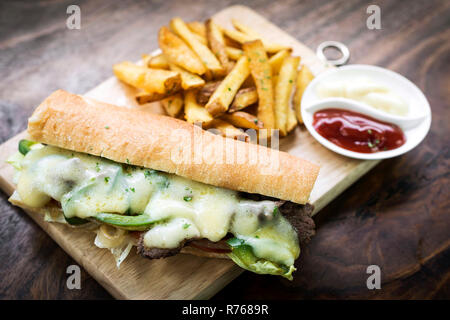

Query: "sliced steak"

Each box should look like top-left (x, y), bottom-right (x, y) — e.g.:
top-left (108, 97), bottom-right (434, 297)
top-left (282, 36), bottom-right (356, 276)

top-left (280, 202), bottom-right (315, 245)
top-left (188, 238), bottom-right (231, 254)
top-left (136, 200), bottom-right (315, 259)
top-left (137, 234), bottom-right (185, 259)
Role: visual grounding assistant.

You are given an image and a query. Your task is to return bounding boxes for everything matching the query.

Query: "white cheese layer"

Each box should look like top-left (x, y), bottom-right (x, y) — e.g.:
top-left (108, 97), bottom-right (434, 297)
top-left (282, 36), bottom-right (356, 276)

top-left (14, 145), bottom-right (300, 267)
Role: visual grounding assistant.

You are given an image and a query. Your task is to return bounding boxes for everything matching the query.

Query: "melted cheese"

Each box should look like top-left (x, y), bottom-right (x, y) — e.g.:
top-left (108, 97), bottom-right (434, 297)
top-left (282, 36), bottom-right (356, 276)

top-left (14, 145), bottom-right (300, 267)
top-left (144, 218), bottom-right (200, 248)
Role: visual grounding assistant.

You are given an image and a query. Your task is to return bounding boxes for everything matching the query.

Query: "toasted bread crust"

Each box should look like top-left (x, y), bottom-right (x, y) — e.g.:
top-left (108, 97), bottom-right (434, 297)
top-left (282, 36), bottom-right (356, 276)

top-left (27, 90), bottom-right (319, 204)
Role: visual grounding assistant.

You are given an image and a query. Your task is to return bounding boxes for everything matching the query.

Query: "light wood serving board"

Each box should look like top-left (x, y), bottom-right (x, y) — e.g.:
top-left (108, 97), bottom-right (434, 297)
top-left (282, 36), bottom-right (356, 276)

top-left (0, 6), bottom-right (379, 299)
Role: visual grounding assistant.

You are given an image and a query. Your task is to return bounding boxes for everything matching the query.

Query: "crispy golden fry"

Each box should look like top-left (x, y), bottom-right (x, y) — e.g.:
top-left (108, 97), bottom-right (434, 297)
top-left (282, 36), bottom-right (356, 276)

top-left (184, 90), bottom-right (213, 124)
top-left (205, 56), bottom-right (250, 116)
top-left (286, 106), bottom-right (298, 133)
top-left (170, 17), bottom-right (224, 76)
top-left (136, 90), bottom-right (172, 104)
top-left (225, 47), bottom-right (244, 60)
top-left (221, 111), bottom-right (263, 130)
top-left (147, 53), bottom-right (170, 69)
top-left (231, 19), bottom-right (262, 38)
top-left (169, 63), bottom-right (205, 90)
top-left (274, 56), bottom-right (300, 135)
top-left (269, 49), bottom-right (293, 75)
top-left (223, 28), bottom-right (288, 53)
top-left (197, 81), bottom-right (221, 105)
top-left (187, 21), bottom-right (207, 38)
top-left (229, 87), bottom-right (258, 112)
top-left (293, 64), bottom-right (314, 124)
top-left (272, 74), bottom-right (278, 90)
top-left (214, 24), bottom-right (243, 48)
top-left (161, 93), bottom-right (184, 118)
top-left (243, 40), bottom-right (275, 129)
top-left (192, 32), bottom-right (208, 45)
top-left (206, 19), bottom-right (232, 73)
top-left (205, 119), bottom-right (249, 142)
top-left (113, 61), bottom-right (181, 94)
top-left (142, 54), bottom-right (151, 66)
top-left (227, 60), bottom-right (236, 72)
top-left (158, 26), bottom-right (206, 75)
top-left (223, 28), bottom-right (252, 44)
top-left (197, 80), bottom-right (255, 107)
top-left (187, 21), bottom-right (207, 45)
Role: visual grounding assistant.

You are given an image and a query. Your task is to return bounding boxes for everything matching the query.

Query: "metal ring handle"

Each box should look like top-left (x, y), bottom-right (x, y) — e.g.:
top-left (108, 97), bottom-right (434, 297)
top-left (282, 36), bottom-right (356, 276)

top-left (316, 41), bottom-right (350, 66)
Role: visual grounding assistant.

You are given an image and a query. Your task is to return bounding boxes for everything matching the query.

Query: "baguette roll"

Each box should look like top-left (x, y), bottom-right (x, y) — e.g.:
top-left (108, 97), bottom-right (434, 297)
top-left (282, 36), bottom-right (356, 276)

top-left (27, 90), bottom-right (319, 204)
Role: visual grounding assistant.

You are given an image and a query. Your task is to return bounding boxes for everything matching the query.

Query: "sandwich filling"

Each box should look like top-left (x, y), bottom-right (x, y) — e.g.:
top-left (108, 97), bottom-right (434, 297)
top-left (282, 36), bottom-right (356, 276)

top-left (8, 140), bottom-right (314, 280)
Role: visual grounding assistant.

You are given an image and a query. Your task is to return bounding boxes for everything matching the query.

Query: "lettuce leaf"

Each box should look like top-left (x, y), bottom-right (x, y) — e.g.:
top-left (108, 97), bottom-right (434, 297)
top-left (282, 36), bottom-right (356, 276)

top-left (227, 238), bottom-right (296, 280)
top-left (6, 152), bottom-right (24, 170)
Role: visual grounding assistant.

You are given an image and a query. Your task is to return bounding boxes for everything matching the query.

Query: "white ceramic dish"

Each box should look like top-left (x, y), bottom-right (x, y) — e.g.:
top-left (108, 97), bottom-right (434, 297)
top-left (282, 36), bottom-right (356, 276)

top-left (301, 64), bottom-right (432, 160)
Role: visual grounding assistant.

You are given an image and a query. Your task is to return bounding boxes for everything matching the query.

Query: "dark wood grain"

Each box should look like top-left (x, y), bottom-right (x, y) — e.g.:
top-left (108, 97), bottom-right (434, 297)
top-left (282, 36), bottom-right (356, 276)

top-left (0, 0), bottom-right (448, 299)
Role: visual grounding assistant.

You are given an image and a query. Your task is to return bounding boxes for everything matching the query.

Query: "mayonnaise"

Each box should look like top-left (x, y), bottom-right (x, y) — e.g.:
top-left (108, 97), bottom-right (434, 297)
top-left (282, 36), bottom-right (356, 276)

top-left (316, 77), bottom-right (409, 116)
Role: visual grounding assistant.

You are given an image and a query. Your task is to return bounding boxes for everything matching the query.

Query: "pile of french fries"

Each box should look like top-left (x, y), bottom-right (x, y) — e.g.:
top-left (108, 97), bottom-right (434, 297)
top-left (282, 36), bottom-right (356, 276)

top-left (113, 17), bottom-right (315, 142)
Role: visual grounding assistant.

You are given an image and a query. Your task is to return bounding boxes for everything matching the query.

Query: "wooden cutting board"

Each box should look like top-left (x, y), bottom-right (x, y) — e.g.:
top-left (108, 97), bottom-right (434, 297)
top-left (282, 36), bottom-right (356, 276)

top-left (0, 5), bottom-right (379, 300)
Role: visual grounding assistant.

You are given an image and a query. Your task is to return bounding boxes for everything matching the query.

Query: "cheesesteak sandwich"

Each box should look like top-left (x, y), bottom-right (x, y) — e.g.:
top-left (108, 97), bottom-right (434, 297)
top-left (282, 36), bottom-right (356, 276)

top-left (7, 90), bottom-right (320, 280)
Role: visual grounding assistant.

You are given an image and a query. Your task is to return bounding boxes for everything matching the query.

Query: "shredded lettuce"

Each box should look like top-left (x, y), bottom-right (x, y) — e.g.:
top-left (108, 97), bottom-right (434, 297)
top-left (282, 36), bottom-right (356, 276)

top-left (94, 232), bottom-right (134, 268)
top-left (44, 209), bottom-right (68, 224)
top-left (6, 152), bottom-right (24, 170)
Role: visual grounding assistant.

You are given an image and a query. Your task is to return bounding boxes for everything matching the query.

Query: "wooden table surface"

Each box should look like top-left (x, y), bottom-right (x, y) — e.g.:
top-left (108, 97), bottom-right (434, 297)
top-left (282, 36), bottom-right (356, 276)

top-left (0, 0), bottom-right (448, 300)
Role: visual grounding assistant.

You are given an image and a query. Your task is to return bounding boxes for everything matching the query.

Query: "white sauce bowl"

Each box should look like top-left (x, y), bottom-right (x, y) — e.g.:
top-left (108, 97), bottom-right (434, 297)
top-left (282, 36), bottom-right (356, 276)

top-left (301, 64), bottom-right (432, 160)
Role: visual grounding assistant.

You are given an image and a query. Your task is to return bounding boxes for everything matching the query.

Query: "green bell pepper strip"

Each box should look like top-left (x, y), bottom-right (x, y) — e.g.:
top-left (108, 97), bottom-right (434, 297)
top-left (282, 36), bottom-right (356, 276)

top-left (63, 211), bottom-right (159, 229)
top-left (64, 215), bottom-right (89, 225)
top-left (226, 237), bottom-right (295, 280)
top-left (18, 139), bottom-right (36, 155)
top-left (93, 212), bottom-right (160, 231)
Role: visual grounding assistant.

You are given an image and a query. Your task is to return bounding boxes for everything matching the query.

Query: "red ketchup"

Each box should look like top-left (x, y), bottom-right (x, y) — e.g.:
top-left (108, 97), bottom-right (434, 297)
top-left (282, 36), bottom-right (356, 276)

top-left (313, 108), bottom-right (406, 153)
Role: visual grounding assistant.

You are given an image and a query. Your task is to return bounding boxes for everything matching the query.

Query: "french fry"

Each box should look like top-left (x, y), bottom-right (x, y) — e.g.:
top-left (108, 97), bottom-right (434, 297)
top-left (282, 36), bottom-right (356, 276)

top-left (136, 90), bottom-right (172, 105)
top-left (226, 60), bottom-right (236, 73)
top-left (113, 16), bottom-right (309, 146)
top-left (142, 54), bottom-right (151, 66)
top-left (192, 32), bottom-right (208, 45)
top-left (161, 93), bottom-right (184, 118)
top-left (229, 87), bottom-right (258, 112)
top-left (221, 111), bottom-right (263, 130)
top-left (187, 21), bottom-right (207, 38)
top-left (269, 49), bottom-right (292, 75)
top-left (184, 90), bottom-right (213, 124)
top-left (158, 26), bottom-right (206, 75)
top-left (225, 47), bottom-right (244, 60)
top-left (113, 61), bottom-right (181, 94)
top-left (205, 119), bottom-right (249, 142)
top-left (170, 17), bottom-right (224, 76)
top-left (274, 56), bottom-right (300, 135)
top-left (220, 26), bottom-right (243, 48)
top-left (206, 19), bottom-right (232, 73)
top-left (197, 81), bottom-right (221, 105)
top-left (231, 19), bottom-right (261, 38)
top-left (147, 53), bottom-right (170, 69)
top-left (293, 65), bottom-right (314, 124)
top-left (286, 106), bottom-right (298, 133)
top-left (223, 27), bottom-right (289, 53)
top-left (272, 74), bottom-right (278, 90)
top-left (169, 63), bottom-right (205, 90)
top-left (243, 40), bottom-right (275, 130)
top-left (205, 56), bottom-right (250, 116)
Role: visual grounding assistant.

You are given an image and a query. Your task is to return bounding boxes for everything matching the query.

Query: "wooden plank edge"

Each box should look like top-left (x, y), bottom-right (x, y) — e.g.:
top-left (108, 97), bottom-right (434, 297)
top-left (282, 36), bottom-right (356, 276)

top-left (312, 160), bottom-right (381, 214)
